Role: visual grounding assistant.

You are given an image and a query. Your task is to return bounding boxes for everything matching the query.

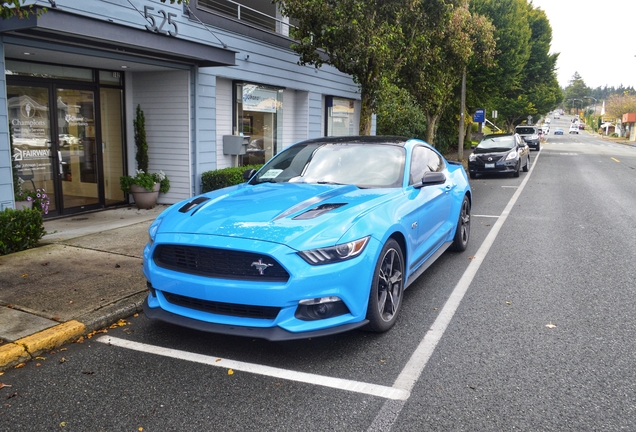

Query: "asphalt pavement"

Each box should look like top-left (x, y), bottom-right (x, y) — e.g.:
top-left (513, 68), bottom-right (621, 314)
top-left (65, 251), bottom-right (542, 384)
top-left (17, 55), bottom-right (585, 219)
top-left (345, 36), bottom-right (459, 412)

top-left (0, 205), bottom-right (167, 370)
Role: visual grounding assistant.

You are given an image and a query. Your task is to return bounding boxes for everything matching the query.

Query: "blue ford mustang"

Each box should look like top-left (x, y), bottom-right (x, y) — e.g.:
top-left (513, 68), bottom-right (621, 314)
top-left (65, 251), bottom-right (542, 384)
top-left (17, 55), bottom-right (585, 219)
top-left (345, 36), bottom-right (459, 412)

top-left (143, 136), bottom-right (472, 340)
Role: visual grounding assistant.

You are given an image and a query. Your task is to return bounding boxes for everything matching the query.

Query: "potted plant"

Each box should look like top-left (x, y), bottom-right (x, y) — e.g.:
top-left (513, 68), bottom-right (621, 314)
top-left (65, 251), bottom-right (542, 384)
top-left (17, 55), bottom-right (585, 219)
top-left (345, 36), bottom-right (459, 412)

top-left (14, 179), bottom-right (51, 213)
top-left (120, 105), bottom-right (170, 209)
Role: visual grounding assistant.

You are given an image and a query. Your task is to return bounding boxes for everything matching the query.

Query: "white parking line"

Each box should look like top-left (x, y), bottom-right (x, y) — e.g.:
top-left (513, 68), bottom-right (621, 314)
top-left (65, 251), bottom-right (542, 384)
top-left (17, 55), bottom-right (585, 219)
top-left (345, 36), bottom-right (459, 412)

top-left (97, 335), bottom-right (410, 400)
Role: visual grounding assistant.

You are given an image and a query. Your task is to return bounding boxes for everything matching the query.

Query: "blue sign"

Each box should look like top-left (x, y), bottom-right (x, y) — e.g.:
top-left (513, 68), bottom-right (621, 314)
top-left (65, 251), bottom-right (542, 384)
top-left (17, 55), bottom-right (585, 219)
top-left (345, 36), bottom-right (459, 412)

top-left (473, 108), bottom-right (485, 123)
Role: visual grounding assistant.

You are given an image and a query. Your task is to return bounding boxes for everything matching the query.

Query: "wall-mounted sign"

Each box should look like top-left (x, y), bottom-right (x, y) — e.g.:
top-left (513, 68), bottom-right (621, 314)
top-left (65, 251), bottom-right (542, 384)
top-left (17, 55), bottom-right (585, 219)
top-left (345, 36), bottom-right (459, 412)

top-left (243, 86), bottom-right (278, 113)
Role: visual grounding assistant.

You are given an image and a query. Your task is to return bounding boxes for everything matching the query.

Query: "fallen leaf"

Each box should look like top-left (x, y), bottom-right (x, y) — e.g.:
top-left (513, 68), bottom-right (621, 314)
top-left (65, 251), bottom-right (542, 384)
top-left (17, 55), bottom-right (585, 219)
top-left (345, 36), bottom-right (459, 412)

top-left (21, 274), bottom-right (28, 278)
top-left (59, 357), bottom-right (67, 363)
top-left (468, 256), bottom-right (475, 260)
top-left (133, 313), bottom-right (139, 318)
top-left (545, 322), bottom-right (557, 329)
top-left (215, 358), bottom-right (222, 363)
top-left (228, 369), bottom-right (234, 375)
top-left (506, 301), bottom-right (511, 305)
top-left (36, 363), bottom-right (41, 367)
top-left (82, 371), bottom-right (94, 375)
top-left (0, 383), bottom-right (12, 389)
top-left (60, 422), bottom-right (66, 427)
top-left (35, 356), bottom-right (46, 361)
top-left (14, 363), bottom-right (25, 369)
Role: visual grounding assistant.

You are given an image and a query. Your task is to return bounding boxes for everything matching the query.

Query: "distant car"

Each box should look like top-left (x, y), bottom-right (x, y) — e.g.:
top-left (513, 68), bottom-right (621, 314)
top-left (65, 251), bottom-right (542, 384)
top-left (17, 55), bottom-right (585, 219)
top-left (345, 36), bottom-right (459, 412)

top-left (554, 128), bottom-right (564, 135)
top-left (545, 118), bottom-right (551, 124)
top-left (143, 136), bottom-right (472, 340)
top-left (578, 123), bottom-right (585, 130)
top-left (554, 114), bottom-right (560, 119)
top-left (468, 133), bottom-right (530, 179)
top-left (569, 125), bottom-right (579, 134)
top-left (514, 125), bottom-right (541, 151)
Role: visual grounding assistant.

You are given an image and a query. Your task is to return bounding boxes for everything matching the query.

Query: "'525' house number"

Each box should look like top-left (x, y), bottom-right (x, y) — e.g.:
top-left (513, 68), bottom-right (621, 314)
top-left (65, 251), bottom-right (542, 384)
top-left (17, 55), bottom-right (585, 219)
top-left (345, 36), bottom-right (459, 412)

top-left (144, 6), bottom-right (178, 37)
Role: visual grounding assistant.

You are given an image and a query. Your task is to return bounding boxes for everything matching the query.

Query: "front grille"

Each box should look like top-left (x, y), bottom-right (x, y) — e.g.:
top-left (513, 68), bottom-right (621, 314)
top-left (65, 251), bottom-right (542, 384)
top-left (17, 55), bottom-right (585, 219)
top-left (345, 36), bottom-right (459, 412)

top-left (154, 245), bottom-right (290, 282)
top-left (476, 155), bottom-right (503, 163)
top-left (164, 292), bottom-right (281, 319)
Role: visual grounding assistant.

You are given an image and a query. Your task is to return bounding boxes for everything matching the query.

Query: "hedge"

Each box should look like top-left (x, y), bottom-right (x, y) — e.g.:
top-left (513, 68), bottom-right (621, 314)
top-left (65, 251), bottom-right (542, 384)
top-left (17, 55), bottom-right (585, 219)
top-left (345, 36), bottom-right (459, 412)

top-left (0, 208), bottom-right (46, 255)
top-left (201, 164), bottom-right (263, 193)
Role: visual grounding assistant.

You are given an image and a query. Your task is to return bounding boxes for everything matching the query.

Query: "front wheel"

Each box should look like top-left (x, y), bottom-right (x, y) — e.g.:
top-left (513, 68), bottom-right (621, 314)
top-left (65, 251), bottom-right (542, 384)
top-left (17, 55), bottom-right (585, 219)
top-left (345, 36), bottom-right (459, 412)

top-left (365, 239), bottom-right (404, 333)
top-left (449, 195), bottom-right (471, 252)
top-left (523, 155), bottom-right (530, 172)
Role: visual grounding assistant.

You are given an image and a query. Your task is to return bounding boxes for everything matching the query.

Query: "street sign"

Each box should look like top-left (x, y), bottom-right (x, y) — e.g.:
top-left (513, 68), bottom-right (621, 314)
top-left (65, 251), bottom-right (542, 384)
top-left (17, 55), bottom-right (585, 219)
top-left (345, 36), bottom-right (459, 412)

top-left (492, 110), bottom-right (498, 119)
top-left (473, 108), bottom-right (485, 123)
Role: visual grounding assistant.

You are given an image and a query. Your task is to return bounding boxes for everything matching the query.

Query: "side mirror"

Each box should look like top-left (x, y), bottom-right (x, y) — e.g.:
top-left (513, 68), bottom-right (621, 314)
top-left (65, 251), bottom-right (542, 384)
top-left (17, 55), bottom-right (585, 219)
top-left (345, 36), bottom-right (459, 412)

top-left (243, 169), bottom-right (257, 181)
top-left (470, 145), bottom-right (476, 150)
top-left (415, 171), bottom-right (446, 188)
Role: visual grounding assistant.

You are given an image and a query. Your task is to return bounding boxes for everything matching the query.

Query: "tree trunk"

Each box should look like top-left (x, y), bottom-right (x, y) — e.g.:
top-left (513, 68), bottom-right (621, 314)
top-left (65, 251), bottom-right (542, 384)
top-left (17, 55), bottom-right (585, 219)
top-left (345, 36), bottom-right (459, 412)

top-left (458, 68), bottom-right (466, 161)
top-left (425, 112), bottom-right (439, 147)
top-left (359, 90), bottom-right (374, 136)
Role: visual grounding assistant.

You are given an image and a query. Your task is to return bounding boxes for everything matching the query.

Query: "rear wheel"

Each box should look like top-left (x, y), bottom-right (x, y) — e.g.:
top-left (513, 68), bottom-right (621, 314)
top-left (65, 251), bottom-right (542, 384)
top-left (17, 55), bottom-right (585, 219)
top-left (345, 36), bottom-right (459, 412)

top-left (449, 195), bottom-right (471, 252)
top-left (469, 172), bottom-right (478, 179)
top-left (365, 239), bottom-right (404, 333)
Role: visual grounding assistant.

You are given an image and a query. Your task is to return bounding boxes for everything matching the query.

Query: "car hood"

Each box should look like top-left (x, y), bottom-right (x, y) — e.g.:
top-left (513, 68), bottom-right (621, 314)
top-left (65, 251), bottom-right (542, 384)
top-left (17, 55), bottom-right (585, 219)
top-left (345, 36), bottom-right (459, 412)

top-left (155, 183), bottom-right (396, 250)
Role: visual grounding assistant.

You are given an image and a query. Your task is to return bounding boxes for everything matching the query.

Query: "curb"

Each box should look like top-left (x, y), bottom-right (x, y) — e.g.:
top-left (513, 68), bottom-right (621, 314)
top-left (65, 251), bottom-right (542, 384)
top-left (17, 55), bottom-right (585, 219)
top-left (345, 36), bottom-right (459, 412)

top-left (0, 291), bottom-right (148, 371)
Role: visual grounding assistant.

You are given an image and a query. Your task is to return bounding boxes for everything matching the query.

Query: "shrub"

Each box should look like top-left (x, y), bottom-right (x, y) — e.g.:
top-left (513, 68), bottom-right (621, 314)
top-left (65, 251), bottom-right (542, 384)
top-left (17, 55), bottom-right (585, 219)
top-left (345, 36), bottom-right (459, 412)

top-left (201, 165), bottom-right (263, 193)
top-left (610, 132), bottom-right (619, 138)
top-left (0, 208), bottom-right (46, 255)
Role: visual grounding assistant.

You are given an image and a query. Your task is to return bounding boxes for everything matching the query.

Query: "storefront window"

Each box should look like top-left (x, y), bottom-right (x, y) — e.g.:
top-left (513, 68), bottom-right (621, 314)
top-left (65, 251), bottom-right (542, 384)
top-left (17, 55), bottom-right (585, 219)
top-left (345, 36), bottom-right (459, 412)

top-left (326, 96), bottom-right (355, 136)
top-left (235, 83), bottom-right (283, 166)
top-left (6, 60), bottom-right (93, 82)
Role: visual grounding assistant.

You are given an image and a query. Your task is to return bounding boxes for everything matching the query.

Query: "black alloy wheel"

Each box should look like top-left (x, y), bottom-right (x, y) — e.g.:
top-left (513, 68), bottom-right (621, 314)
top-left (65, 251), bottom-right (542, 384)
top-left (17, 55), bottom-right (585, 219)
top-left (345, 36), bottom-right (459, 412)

top-left (365, 239), bottom-right (404, 332)
top-left (449, 195), bottom-right (471, 252)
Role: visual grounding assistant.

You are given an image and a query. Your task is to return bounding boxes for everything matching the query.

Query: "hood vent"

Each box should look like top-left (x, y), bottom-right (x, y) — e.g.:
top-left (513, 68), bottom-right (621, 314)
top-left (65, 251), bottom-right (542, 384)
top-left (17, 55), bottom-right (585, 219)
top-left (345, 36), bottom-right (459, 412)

top-left (179, 196), bottom-right (210, 213)
top-left (293, 203), bottom-right (347, 220)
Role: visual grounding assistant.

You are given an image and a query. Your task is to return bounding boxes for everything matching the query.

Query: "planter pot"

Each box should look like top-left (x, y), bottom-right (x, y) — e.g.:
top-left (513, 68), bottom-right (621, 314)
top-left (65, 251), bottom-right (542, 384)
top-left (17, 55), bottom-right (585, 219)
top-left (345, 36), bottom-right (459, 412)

top-left (15, 200), bottom-right (33, 210)
top-left (130, 183), bottom-right (160, 209)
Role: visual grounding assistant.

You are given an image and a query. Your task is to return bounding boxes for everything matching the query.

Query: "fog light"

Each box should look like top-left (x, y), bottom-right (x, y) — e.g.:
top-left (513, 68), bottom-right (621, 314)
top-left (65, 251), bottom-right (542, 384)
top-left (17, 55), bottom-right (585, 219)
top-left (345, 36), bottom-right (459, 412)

top-left (295, 297), bottom-right (350, 321)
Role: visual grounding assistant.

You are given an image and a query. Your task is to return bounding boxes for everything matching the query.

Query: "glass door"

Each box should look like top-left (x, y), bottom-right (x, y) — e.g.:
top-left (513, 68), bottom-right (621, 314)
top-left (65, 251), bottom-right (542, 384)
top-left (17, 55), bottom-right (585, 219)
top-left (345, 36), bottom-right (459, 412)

top-left (7, 85), bottom-right (56, 214)
top-left (56, 88), bottom-right (100, 210)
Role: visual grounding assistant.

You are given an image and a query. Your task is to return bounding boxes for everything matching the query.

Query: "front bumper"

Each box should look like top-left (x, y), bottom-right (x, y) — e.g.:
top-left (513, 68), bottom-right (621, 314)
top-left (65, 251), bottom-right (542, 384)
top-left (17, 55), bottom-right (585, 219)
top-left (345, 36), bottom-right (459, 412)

top-left (143, 234), bottom-right (381, 340)
top-left (468, 158), bottom-right (519, 175)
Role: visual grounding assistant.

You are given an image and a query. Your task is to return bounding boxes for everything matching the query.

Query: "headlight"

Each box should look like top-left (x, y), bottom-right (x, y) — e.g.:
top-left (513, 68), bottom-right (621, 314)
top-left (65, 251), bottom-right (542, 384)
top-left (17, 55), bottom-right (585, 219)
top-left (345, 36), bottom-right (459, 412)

top-left (505, 151), bottom-right (518, 161)
top-left (298, 236), bottom-right (370, 265)
top-left (469, 153), bottom-right (477, 162)
top-left (147, 217), bottom-right (164, 246)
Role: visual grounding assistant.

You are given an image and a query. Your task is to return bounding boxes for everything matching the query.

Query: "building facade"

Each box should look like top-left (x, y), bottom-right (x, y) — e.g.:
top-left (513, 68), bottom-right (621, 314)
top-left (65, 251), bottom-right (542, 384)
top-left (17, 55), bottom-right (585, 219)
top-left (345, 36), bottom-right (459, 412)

top-left (0, 0), bottom-right (362, 217)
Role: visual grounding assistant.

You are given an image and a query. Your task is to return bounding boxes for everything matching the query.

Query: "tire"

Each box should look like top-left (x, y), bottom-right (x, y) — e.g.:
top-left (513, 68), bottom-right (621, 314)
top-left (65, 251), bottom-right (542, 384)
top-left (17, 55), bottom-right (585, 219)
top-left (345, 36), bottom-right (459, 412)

top-left (513, 161), bottom-right (520, 177)
top-left (469, 172), bottom-right (477, 179)
top-left (449, 195), bottom-right (471, 252)
top-left (365, 239), bottom-right (404, 333)
top-left (536, 143), bottom-right (540, 151)
top-left (523, 155), bottom-right (530, 172)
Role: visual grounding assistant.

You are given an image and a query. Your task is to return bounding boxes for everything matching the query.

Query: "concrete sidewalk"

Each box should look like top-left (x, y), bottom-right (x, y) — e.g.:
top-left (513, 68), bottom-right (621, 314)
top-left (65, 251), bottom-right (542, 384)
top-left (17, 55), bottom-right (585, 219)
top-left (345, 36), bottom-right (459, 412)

top-left (0, 205), bottom-right (167, 370)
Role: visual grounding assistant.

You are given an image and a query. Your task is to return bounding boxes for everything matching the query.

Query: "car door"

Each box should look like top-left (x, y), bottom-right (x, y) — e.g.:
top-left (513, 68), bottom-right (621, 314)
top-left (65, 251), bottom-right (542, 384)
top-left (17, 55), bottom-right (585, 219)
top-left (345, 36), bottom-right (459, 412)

top-left (405, 146), bottom-right (454, 271)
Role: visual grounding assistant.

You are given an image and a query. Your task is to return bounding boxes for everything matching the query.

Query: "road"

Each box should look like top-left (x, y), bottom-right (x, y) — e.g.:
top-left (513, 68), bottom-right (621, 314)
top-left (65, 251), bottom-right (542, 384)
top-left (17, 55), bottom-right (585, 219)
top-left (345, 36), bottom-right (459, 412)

top-left (1, 117), bottom-right (635, 431)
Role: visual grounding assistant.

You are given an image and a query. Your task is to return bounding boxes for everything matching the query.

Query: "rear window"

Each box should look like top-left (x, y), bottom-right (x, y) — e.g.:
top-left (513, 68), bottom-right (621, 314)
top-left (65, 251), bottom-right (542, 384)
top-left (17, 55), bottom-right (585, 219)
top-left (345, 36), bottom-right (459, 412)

top-left (515, 127), bottom-right (536, 135)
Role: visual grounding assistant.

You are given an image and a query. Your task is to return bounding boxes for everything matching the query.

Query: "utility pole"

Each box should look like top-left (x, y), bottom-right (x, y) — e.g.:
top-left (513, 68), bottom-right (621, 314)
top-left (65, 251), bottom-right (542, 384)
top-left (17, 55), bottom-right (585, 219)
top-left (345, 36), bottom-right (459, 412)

top-left (458, 67), bottom-right (466, 162)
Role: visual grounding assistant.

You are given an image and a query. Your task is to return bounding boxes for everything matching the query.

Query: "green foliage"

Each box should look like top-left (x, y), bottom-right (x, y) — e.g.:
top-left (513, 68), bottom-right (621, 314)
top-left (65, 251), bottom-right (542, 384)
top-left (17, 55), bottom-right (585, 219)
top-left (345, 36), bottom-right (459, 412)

top-left (0, 208), bottom-right (46, 255)
top-left (375, 83), bottom-right (427, 139)
top-left (133, 105), bottom-right (149, 173)
top-left (120, 170), bottom-right (170, 194)
top-left (201, 165), bottom-right (263, 193)
top-left (0, 0), bottom-right (45, 20)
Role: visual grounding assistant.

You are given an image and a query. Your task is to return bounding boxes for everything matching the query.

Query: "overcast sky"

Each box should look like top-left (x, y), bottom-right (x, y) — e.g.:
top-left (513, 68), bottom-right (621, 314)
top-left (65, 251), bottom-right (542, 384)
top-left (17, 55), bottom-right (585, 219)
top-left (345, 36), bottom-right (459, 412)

top-left (529, 0), bottom-right (636, 90)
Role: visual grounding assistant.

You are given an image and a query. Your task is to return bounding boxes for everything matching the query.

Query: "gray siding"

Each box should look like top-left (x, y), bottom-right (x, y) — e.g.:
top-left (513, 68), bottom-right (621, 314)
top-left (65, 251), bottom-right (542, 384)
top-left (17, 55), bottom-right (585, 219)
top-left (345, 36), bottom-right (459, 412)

top-left (0, 42), bottom-right (12, 210)
top-left (131, 70), bottom-right (191, 204)
top-left (214, 78), bottom-right (234, 170)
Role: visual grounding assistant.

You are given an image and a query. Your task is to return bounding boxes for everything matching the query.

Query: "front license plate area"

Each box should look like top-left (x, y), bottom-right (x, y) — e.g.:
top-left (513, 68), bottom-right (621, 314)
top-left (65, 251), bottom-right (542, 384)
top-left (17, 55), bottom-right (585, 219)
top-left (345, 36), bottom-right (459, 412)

top-left (485, 163), bottom-right (495, 169)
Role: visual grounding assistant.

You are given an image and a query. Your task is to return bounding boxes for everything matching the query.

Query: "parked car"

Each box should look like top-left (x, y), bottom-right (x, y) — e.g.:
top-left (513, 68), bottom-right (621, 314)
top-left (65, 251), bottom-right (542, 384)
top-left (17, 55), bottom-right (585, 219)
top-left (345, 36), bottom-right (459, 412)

top-left (143, 136), bottom-right (472, 340)
top-left (514, 125), bottom-right (541, 151)
top-left (468, 133), bottom-right (530, 179)
top-left (569, 124), bottom-right (579, 134)
top-left (578, 123), bottom-right (585, 130)
top-left (554, 128), bottom-right (564, 135)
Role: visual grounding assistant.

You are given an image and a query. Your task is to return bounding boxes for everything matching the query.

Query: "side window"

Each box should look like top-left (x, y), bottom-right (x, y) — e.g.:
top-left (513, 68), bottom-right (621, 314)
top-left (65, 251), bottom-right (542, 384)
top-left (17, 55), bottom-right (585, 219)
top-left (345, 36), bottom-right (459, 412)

top-left (410, 146), bottom-right (444, 185)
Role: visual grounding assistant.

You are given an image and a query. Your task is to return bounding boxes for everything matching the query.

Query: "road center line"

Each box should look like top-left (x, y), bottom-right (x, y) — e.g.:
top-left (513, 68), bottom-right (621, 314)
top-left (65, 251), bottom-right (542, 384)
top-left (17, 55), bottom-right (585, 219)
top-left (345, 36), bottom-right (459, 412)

top-left (97, 335), bottom-right (409, 401)
top-left (368, 150), bottom-right (543, 431)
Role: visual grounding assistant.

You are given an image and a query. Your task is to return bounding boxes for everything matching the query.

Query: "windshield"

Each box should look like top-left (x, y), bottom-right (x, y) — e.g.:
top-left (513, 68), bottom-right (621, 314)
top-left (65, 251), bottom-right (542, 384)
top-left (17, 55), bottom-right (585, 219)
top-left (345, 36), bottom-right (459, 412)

top-left (515, 127), bottom-right (536, 135)
top-left (250, 142), bottom-right (406, 188)
top-left (476, 136), bottom-right (515, 151)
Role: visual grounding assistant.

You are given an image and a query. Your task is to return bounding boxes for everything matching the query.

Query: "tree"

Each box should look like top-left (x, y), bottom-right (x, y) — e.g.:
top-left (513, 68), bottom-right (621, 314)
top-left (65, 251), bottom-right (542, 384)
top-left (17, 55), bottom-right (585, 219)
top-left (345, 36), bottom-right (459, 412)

top-left (563, 72), bottom-right (590, 114)
top-left (273, 0), bottom-right (411, 135)
top-left (398, 1), bottom-right (496, 145)
top-left (604, 93), bottom-right (636, 119)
